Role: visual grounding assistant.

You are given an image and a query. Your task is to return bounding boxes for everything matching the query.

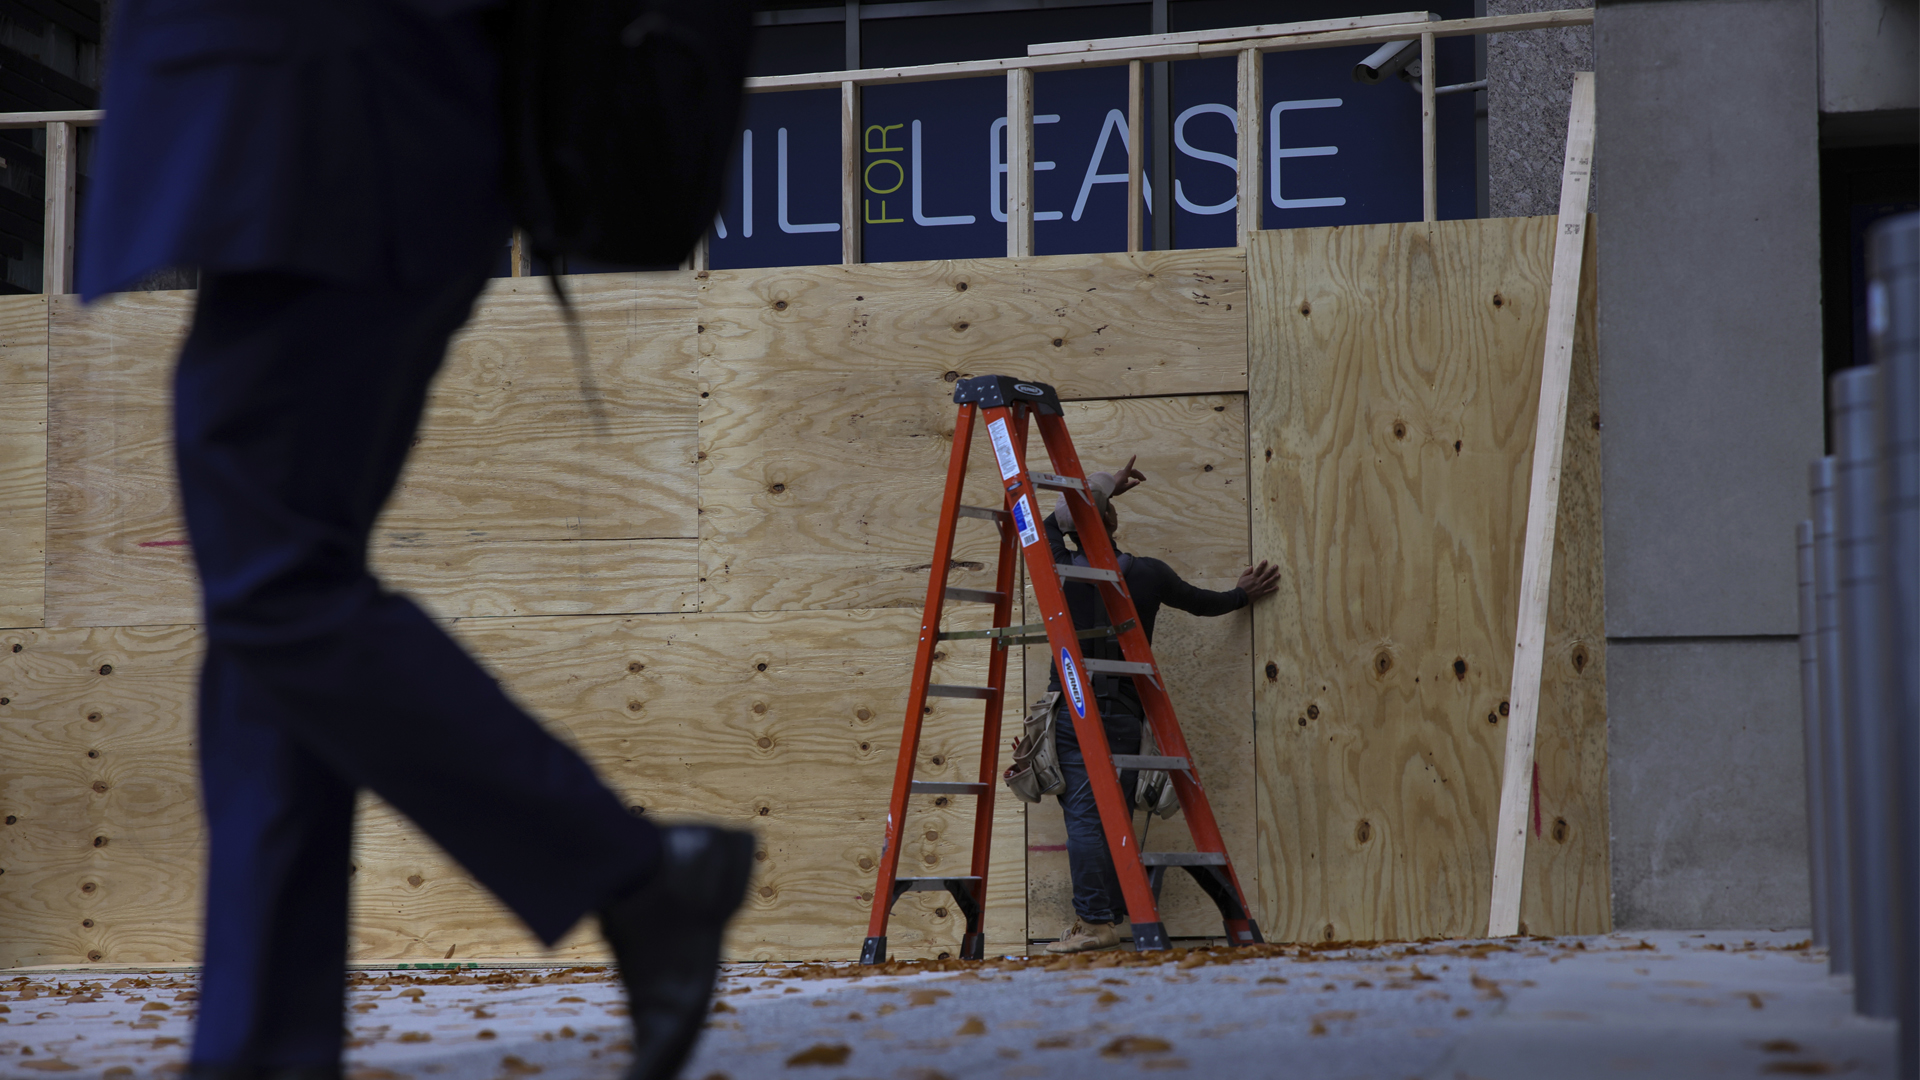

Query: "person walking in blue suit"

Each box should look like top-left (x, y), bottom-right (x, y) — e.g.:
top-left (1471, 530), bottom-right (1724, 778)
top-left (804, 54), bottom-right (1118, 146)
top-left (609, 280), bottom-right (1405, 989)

top-left (80, 3), bottom-right (753, 1078)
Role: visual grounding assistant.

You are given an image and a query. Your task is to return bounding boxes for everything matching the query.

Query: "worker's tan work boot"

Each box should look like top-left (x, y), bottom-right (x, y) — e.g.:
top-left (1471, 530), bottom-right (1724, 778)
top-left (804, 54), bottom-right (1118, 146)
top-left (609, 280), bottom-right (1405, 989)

top-left (1045, 919), bottom-right (1126, 954)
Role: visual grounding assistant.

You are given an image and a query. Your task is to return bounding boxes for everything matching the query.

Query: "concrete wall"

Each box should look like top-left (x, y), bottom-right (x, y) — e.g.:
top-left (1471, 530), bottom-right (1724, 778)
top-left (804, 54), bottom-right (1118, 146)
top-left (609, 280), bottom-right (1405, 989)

top-left (1818, 0), bottom-right (1919, 116)
top-left (1594, 0), bottom-right (1826, 928)
top-left (1487, 0), bottom-right (1594, 219)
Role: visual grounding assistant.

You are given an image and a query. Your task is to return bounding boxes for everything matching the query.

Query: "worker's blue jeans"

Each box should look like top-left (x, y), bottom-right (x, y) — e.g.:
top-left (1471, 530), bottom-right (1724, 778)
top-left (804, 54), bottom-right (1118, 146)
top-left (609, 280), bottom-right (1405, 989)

top-left (1054, 700), bottom-right (1142, 926)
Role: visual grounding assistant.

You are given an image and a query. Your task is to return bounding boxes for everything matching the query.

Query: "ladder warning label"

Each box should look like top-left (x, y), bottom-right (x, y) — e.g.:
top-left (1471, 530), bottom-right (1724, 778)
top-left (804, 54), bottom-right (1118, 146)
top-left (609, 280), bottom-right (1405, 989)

top-left (1011, 493), bottom-right (1041, 548)
top-left (1060, 648), bottom-right (1087, 718)
top-left (987, 418), bottom-right (1020, 480)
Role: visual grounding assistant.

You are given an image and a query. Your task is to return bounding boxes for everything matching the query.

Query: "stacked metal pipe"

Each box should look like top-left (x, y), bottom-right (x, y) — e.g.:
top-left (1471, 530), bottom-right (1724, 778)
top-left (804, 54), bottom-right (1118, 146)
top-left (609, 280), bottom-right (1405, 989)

top-left (1798, 212), bottom-right (1918, 1070)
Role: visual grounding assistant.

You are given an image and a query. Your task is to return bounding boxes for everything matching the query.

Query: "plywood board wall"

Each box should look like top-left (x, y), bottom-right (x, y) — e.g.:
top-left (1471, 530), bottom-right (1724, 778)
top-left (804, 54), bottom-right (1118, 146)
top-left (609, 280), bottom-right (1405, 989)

top-left (1248, 218), bottom-right (1608, 942)
top-left (3, 249), bottom-right (1258, 966)
top-left (0, 295), bottom-right (47, 629)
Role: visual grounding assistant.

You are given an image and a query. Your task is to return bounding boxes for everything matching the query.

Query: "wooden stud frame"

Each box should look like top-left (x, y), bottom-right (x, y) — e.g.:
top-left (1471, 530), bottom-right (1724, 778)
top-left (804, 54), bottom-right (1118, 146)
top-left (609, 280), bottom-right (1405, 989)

top-left (1126, 60), bottom-right (1144, 254)
top-left (43, 121), bottom-right (75, 295)
top-left (1005, 68), bottom-right (1035, 258)
top-left (6, 9), bottom-right (1596, 284)
top-left (841, 80), bottom-right (861, 266)
top-left (1487, 72), bottom-right (1597, 938)
top-left (1420, 32), bottom-right (1437, 223)
top-left (1235, 48), bottom-right (1262, 246)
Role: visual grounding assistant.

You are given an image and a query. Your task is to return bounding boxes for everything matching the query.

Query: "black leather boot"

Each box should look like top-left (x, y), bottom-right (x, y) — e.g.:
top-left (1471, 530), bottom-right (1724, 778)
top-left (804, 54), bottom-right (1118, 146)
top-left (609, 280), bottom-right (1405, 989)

top-left (599, 824), bottom-right (756, 1080)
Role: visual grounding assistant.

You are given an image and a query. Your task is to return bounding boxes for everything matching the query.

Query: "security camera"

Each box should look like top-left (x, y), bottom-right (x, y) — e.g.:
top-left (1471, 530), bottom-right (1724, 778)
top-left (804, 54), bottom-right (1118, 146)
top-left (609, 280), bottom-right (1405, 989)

top-left (1352, 39), bottom-right (1420, 84)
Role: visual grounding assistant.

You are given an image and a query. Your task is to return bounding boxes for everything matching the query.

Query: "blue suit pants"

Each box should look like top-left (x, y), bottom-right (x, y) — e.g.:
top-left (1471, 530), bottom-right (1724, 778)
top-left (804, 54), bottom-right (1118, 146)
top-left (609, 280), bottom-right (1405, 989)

top-left (175, 262), bottom-right (660, 1070)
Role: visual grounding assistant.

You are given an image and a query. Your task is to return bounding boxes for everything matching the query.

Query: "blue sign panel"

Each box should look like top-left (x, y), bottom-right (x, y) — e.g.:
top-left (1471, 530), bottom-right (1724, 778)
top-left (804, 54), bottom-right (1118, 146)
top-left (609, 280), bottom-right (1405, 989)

top-left (708, 37), bottom-right (1475, 271)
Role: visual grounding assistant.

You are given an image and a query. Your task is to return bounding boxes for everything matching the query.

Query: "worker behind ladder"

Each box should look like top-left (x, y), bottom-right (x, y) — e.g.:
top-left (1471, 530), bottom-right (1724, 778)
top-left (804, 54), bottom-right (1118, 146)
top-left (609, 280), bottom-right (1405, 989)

top-left (1043, 457), bottom-right (1281, 954)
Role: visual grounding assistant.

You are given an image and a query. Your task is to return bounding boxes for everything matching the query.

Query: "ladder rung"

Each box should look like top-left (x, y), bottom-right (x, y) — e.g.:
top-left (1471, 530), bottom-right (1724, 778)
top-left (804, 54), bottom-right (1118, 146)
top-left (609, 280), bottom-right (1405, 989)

top-left (1054, 563), bottom-right (1121, 583)
top-left (911, 781), bottom-right (990, 795)
top-left (896, 876), bottom-right (982, 891)
top-left (939, 621), bottom-right (1134, 643)
top-left (1111, 755), bottom-right (1189, 771)
top-left (1140, 852), bottom-right (1228, 867)
top-left (1083, 658), bottom-right (1155, 676)
top-left (927, 684), bottom-right (995, 700)
top-left (1030, 472), bottom-right (1086, 491)
top-left (945, 588), bottom-right (1005, 605)
top-left (956, 504), bottom-right (1009, 523)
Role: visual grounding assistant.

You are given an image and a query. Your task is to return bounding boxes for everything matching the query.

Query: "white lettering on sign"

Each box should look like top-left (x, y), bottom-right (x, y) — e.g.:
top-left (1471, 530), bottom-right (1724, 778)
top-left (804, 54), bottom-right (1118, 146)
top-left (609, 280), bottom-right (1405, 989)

top-left (1270, 99), bottom-right (1346, 209)
top-left (779, 127), bottom-right (840, 234)
top-left (988, 417), bottom-right (1020, 480)
top-left (989, 114), bottom-right (1063, 223)
top-left (913, 120), bottom-right (976, 226)
top-left (1070, 109), bottom-right (1153, 221)
top-left (1174, 103), bottom-right (1238, 215)
top-left (1011, 493), bottom-right (1041, 548)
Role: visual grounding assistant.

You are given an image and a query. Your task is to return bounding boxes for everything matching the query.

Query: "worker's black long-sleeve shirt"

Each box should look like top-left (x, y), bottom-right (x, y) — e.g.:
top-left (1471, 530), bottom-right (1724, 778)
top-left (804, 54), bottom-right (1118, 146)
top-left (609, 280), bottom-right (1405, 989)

top-left (1043, 517), bottom-right (1246, 711)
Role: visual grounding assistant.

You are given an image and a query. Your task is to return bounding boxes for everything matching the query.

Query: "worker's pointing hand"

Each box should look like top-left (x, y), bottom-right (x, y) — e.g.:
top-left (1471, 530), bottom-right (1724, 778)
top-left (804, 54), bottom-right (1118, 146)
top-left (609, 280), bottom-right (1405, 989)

top-left (1237, 560), bottom-right (1280, 600)
top-left (1110, 455), bottom-right (1148, 497)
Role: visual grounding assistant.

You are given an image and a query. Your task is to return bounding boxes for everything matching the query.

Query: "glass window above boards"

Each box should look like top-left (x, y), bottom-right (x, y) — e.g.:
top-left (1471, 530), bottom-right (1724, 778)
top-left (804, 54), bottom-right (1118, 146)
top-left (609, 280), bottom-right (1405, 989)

top-left (709, 1), bottom-right (1481, 271)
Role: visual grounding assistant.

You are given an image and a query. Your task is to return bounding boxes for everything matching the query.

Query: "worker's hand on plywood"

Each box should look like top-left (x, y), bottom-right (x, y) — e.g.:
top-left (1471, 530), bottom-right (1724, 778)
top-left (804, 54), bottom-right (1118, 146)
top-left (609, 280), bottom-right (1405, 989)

top-left (1237, 560), bottom-right (1280, 600)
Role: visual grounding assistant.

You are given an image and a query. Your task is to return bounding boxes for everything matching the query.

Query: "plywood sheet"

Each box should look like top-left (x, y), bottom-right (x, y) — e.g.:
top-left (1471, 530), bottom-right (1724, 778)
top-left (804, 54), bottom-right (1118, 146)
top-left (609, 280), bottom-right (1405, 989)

top-left (355, 609), bottom-right (1022, 963)
top-left (0, 295), bottom-right (47, 629)
top-left (697, 249), bottom-right (1248, 399)
top-left (0, 611), bottom-right (1023, 966)
top-left (1016, 395), bottom-right (1257, 942)
top-left (43, 276), bottom-right (701, 627)
top-left (0, 624), bottom-right (205, 968)
top-left (1248, 217), bottom-right (1608, 943)
top-left (695, 250), bottom-right (1249, 613)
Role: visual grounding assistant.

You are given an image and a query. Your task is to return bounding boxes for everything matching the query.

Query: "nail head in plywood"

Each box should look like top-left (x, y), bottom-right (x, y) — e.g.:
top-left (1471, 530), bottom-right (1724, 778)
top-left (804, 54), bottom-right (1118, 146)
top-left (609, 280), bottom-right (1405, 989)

top-left (1488, 71), bottom-right (1596, 940)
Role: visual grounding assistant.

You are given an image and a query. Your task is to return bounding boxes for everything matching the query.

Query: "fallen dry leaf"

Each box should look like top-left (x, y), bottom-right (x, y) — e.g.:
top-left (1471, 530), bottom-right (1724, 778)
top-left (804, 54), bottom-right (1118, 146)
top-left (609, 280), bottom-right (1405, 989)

top-left (908, 989), bottom-right (951, 1006)
top-left (712, 1000), bottom-right (736, 1014)
top-left (397, 1032), bottom-right (431, 1043)
top-left (18, 1061), bottom-right (79, 1072)
top-left (1761, 1063), bottom-right (1835, 1076)
top-left (500, 1055), bottom-right (542, 1075)
top-left (1035, 1035), bottom-right (1077, 1049)
top-left (557, 996), bottom-right (585, 1003)
top-left (1102, 1035), bottom-right (1174, 1056)
top-left (142, 1001), bottom-right (172, 1011)
top-left (785, 1043), bottom-right (851, 1067)
top-left (1308, 1021), bottom-right (1327, 1036)
top-left (956, 1016), bottom-right (986, 1035)
top-left (1739, 992), bottom-right (1766, 1010)
top-left (1761, 1039), bottom-right (1804, 1054)
top-left (1096, 991), bottom-right (1123, 1005)
top-left (477, 1030), bottom-right (497, 1040)
top-left (1256, 976), bottom-right (1286, 985)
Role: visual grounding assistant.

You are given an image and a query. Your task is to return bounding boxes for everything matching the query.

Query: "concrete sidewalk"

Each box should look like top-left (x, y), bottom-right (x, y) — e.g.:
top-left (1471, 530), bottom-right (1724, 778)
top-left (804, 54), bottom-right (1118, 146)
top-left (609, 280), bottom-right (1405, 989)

top-left (0, 930), bottom-right (1893, 1079)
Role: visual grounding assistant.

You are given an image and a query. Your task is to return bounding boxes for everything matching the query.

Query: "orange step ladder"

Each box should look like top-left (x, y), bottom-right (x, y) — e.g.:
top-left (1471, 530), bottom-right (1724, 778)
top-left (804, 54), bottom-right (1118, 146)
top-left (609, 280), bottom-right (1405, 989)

top-left (860, 375), bottom-right (1263, 963)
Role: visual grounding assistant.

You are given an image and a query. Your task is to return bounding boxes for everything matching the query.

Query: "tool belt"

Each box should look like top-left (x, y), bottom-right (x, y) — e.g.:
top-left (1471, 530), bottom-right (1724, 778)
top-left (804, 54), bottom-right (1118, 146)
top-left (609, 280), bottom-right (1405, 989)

top-left (1003, 692), bottom-right (1066, 803)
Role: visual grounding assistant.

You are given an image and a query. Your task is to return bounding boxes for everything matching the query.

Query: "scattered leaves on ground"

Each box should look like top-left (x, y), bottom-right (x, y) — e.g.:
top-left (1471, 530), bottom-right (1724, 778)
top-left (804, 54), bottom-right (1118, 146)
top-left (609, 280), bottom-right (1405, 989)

top-left (1101, 1035), bottom-right (1174, 1057)
top-left (785, 1043), bottom-right (851, 1067)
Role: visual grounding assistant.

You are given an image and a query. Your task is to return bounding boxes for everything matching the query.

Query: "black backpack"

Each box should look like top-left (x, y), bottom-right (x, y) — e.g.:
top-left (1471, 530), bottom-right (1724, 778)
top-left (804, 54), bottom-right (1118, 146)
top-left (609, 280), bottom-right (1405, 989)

top-left (501, 0), bottom-right (755, 268)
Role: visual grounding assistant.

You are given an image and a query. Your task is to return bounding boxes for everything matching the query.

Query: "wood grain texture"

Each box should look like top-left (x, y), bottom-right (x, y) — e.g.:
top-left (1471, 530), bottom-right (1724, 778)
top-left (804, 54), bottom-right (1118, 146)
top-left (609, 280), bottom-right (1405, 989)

top-left (1018, 395), bottom-right (1256, 941)
top-left (44, 291), bottom-right (195, 627)
top-left (696, 250), bottom-right (1247, 613)
top-left (1248, 217), bottom-right (1607, 944)
top-left (358, 609), bottom-right (1023, 962)
top-left (0, 295), bottom-right (47, 628)
top-left (696, 249), bottom-right (1246, 398)
top-left (42, 276), bottom-right (701, 627)
top-left (0, 611), bottom-right (1022, 965)
top-left (0, 624), bottom-right (205, 968)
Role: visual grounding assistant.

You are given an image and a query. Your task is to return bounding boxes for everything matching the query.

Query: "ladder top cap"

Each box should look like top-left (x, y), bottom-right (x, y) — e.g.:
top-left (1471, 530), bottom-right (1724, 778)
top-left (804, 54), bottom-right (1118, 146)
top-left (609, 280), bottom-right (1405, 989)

top-left (954, 374), bottom-right (1064, 415)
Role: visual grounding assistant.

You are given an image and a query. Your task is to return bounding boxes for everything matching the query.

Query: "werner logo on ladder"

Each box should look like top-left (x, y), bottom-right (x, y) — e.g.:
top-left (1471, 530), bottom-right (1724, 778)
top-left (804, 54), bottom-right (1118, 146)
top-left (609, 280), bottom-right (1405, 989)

top-left (861, 374), bottom-right (1264, 964)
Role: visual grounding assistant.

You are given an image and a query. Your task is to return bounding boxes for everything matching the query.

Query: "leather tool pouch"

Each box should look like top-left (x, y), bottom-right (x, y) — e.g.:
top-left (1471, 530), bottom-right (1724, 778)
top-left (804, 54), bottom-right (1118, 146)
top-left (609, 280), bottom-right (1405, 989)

top-left (1003, 692), bottom-right (1066, 803)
